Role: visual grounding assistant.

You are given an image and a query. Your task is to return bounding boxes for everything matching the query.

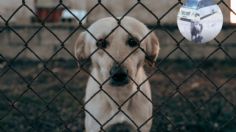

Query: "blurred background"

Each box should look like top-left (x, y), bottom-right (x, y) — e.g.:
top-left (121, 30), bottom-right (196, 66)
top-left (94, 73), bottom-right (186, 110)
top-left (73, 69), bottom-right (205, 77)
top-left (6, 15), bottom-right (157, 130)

top-left (0, 0), bottom-right (235, 132)
top-left (0, 0), bottom-right (236, 59)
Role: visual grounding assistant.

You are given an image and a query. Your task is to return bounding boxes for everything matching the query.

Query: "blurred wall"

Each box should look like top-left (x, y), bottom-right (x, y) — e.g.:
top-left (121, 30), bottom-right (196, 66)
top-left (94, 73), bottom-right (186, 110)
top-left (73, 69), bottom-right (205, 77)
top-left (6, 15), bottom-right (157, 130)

top-left (0, 0), bottom-right (35, 23)
top-left (0, 0), bottom-right (232, 24)
top-left (84, 0), bottom-right (231, 24)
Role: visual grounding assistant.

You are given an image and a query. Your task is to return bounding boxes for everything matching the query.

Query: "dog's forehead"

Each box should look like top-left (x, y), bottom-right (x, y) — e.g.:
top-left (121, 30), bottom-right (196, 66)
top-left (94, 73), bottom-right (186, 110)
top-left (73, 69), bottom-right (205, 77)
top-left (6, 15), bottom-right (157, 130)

top-left (88, 17), bottom-right (149, 38)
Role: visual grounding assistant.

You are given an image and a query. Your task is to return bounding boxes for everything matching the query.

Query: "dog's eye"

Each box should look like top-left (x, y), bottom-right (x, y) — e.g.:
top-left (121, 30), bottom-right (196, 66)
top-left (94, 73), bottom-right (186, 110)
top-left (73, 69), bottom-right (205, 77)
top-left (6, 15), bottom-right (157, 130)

top-left (127, 37), bottom-right (139, 47)
top-left (96, 39), bottom-right (109, 49)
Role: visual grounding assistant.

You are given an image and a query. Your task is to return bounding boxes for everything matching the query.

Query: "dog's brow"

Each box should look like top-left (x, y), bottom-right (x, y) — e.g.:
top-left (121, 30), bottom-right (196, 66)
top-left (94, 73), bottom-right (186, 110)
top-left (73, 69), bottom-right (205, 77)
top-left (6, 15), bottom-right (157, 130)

top-left (97, 37), bottom-right (105, 40)
top-left (127, 34), bottom-right (140, 41)
top-left (97, 33), bottom-right (110, 40)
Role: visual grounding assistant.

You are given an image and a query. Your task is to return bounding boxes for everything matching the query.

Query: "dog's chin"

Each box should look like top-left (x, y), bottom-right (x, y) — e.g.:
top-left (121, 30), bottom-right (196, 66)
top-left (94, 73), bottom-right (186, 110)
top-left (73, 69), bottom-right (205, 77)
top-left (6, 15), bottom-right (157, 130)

top-left (105, 81), bottom-right (135, 104)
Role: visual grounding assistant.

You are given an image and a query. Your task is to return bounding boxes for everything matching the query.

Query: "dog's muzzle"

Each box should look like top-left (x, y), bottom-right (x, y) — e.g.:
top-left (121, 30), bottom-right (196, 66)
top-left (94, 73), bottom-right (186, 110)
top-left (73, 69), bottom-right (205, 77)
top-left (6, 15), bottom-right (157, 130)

top-left (110, 64), bottom-right (129, 86)
top-left (105, 122), bottom-right (135, 132)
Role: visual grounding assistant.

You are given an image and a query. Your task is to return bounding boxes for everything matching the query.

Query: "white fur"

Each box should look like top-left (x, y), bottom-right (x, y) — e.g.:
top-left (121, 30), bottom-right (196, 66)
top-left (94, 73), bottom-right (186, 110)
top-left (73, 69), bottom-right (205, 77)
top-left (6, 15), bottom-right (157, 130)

top-left (74, 16), bottom-right (160, 132)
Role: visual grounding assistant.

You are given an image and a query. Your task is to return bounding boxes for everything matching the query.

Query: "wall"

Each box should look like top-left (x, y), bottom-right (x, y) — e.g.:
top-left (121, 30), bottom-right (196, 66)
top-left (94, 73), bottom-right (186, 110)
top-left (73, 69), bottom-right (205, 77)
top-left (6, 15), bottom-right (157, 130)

top-left (82, 0), bottom-right (232, 24)
top-left (0, 0), bottom-right (35, 24)
top-left (0, 0), bottom-right (233, 24)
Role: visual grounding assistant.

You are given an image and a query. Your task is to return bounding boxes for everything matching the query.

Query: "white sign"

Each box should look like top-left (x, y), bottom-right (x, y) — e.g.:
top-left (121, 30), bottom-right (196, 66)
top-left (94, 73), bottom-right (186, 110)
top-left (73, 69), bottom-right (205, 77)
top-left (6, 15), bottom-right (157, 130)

top-left (177, 0), bottom-right (223, 44)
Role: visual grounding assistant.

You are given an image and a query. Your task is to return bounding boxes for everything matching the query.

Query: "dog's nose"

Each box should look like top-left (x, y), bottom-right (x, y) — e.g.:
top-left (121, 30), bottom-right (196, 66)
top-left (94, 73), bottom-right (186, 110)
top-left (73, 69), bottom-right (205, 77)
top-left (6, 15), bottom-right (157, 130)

top-left (110, 65), bottom-right (129, 86)
top-left (105, 122), bottom-right (135, 132)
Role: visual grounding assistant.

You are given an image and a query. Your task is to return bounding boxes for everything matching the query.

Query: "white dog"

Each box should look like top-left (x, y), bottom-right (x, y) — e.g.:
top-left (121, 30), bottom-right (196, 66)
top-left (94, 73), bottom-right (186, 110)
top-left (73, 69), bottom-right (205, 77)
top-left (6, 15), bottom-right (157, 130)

top-left (75, 16), bottom-right (160, 132)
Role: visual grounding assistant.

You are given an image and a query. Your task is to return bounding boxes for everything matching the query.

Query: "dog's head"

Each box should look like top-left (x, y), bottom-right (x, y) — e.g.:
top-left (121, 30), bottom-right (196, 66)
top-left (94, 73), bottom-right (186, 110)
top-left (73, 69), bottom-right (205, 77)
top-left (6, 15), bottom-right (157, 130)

top-left (75, 16), bottom-right (159, 88)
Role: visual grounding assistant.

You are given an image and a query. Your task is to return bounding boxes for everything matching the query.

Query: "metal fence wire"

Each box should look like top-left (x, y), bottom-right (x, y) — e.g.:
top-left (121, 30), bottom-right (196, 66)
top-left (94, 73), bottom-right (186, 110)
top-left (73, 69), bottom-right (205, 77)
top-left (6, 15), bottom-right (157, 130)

top-left (0, 0), bottom-right (236, 132)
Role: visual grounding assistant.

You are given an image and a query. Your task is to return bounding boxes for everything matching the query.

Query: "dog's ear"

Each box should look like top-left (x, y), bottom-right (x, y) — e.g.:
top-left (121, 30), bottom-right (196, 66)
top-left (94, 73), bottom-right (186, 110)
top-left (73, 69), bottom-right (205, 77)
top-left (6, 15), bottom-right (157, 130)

top-left (145, 32), bottom-right (160, 67)
top-left (74, 32), bottom-right (90, 63)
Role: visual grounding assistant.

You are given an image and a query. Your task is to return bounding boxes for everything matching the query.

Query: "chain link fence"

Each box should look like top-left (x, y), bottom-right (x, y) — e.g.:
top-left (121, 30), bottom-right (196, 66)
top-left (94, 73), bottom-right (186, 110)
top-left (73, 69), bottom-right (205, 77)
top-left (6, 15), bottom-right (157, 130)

top-left (0, 0), bottom-right (236, 131)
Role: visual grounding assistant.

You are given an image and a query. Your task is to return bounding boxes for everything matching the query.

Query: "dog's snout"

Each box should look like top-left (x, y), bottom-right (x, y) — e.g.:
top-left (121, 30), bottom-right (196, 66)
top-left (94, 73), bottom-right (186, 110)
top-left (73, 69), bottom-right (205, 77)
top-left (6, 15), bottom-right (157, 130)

top-left (110, 65), bottom-right (129, 86)
top-left (105, 122), bottom-right (135, 132)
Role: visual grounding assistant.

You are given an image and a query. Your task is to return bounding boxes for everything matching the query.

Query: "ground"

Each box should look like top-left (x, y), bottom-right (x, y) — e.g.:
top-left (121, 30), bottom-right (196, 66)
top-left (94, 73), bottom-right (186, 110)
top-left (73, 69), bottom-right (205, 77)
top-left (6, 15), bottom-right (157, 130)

top-left (0, 59), bottom-right (235, 132)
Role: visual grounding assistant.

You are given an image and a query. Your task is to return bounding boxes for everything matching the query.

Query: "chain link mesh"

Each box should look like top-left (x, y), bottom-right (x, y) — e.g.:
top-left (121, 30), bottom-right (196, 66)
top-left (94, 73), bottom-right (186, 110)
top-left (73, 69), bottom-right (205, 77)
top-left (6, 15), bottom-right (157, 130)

top-left (0, 0), bottom-right (235, 131)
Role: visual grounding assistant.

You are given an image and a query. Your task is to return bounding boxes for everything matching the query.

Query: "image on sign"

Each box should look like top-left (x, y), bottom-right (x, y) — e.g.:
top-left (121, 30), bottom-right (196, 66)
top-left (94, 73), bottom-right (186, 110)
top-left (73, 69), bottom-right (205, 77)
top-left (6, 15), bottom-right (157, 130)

top-left (177, 0), bottom-right (223, 43)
